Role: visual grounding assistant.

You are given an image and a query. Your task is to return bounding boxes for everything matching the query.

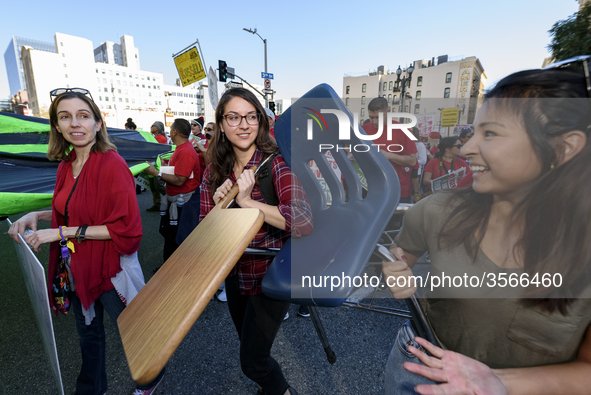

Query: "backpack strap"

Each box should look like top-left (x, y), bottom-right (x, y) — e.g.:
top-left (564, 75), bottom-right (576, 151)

top-left (257, 154), bottom-right (279, 206)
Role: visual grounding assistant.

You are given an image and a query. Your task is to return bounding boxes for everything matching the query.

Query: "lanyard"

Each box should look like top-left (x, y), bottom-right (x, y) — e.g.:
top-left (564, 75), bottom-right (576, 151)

top-left (439, 158), bottom-right (455, 176)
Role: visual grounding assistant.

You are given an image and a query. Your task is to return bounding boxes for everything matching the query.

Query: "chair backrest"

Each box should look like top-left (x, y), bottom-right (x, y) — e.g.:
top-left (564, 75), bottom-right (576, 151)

top-left (262, 84), bottom-right (401, 307)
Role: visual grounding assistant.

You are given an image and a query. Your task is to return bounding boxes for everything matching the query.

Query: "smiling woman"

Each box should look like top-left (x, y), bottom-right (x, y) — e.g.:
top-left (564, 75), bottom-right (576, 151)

top-left (200, 88), bottom-right (313, 395)
top-left (383, 59), bottom-right (591, 394)
top-left (8, 89), bottom-right (166, 395)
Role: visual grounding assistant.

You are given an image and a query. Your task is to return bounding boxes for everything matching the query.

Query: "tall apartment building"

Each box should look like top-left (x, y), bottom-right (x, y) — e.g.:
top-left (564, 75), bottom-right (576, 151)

top-left (4, 36), bottom-right (56, 96)
top-left (343, 55), bottom-right (486, 136)
top-left (12, 32), bottom-right (214, 130)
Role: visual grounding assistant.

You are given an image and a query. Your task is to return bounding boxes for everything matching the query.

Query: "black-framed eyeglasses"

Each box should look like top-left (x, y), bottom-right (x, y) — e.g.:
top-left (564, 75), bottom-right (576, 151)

top-left (223, 112), bottom-right (260, 127)
top-left (50, 87), bottom-right (94, 102)
top-left (204, 127), bottom-right (214, 132)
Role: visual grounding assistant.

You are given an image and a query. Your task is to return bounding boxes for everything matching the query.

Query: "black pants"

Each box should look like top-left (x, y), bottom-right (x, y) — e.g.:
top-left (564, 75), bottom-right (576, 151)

top-left (225, 275), bottom-right (291, 395)
top-left (159, 205), bottom-right (183, 262)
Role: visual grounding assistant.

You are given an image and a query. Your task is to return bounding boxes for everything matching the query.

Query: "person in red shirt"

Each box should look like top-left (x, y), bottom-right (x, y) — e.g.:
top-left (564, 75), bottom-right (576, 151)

top-left (423, 136), bottom-right (471, 193)
top-left (145, 118), bottom-right (202, 261)
top-left (362, 97), bottom-right (417, 203)
top-left (150, 121), bottom-right (170, 144)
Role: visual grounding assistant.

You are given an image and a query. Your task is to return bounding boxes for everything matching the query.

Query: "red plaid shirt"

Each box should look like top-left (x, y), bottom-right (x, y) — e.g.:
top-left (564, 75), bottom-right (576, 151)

top-left (200, 149), bottom-right (313, 295)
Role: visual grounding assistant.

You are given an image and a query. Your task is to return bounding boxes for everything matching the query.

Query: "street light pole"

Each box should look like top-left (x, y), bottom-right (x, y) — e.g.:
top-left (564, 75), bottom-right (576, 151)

top-left (394, 64), bottom-right (414, 113)
top-left (243, 28), bottom-right (268, 107)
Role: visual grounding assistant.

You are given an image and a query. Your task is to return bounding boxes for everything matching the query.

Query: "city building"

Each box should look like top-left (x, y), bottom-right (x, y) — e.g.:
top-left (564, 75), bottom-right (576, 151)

top-left (343, 55), bottom-right (486, 136)
top-left (9, 32), bottom-right (214, 130)
top-left (4, 36), bottom-right (56, 96)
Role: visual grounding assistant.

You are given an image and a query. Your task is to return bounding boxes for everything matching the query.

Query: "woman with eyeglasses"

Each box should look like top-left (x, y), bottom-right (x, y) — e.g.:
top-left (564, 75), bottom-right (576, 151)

top-left (200, 88), bottom-right (313, 395)
top-left (383, 60), bottom-right (591, 394)
top-left (8, 88), bottom-right (164, 395)
top-left (421, 137), bottom-right (471, 195)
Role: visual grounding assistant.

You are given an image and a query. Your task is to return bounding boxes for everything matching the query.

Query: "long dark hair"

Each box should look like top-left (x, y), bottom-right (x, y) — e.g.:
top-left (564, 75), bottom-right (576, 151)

top-left (435, 137), bottom-right (460, 159)
top-left (209, 88), bottom-right (277, 191)
top-left (438, 65), bottom-right (591, 313)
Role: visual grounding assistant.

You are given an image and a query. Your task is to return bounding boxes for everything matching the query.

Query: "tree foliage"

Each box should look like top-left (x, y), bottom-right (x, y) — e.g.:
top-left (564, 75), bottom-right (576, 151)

top-left (548, 3), bottom-right (591, 61)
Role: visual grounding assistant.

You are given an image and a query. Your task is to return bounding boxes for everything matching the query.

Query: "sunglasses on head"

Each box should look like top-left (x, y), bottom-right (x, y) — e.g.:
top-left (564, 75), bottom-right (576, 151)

top-left (50, 87), bottom-right (94, 102)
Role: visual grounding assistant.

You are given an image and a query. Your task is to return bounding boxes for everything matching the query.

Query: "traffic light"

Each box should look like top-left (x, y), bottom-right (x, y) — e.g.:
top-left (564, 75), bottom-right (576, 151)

top-left (218, 60), bottom-right (228, 82)
top-left (268, 101), bottom-right (275, 114)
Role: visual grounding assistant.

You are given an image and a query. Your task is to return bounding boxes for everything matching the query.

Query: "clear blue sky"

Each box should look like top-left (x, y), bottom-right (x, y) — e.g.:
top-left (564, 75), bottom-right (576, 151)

top-left (0, 0), bottom-right (580, 102)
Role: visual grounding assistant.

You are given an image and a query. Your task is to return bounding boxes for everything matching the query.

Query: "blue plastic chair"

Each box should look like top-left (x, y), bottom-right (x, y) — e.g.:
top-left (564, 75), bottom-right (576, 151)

top-left (262, 83), bottom-right (401, 307)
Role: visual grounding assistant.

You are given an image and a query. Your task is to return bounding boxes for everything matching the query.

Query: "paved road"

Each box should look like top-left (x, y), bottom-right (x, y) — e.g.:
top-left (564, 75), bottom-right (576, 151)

top-left (0, 190), bottom-right (421, 395)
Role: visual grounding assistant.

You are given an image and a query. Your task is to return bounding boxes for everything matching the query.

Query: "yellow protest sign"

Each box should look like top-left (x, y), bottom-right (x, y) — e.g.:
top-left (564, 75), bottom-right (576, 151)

top-left (173, 47), bottom-right (205, 87)
top-left (441, 108), bottom-right (459, 127)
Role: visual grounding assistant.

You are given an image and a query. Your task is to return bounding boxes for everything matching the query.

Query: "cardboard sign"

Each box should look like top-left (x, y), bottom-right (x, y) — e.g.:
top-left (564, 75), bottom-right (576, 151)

top-left (431, 167), bottom-right (466, 192)
top-left (173, 47), bottom-right (206, 87)
top-left (8, 219), bottom-right (64, 395)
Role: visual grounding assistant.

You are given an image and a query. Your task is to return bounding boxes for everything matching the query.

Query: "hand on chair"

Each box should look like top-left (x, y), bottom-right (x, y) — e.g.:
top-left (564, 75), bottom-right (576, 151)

top-left (213, 179), bottom-right (234, 205)
top-left (383, 247), bottom-right (417, 299)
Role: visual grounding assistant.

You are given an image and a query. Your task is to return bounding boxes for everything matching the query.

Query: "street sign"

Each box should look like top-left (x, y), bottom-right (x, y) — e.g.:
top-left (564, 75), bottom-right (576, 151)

top-left (264, 79), bottom-right (271, 89)
top-left (262, 89), bottom-right (274, 94)
top-left (261, 72), bottom-right (274, 79)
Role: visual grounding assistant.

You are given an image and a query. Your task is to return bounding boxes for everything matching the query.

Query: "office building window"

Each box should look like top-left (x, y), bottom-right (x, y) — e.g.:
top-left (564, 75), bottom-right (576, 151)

top-left (361, 96), bottom-right (366, 105)
top-left (362, 83), bottom-right (366, 93)
top-left (383, 82), bottom-right (387, 91)
top-left (444, 88), bottom-right (450, 98)
top-left (389, 81), bottom-right (393, 90)
top-left (416, 91), bottom-right (421, 100)
top-left (446, 73), bottom-right (452, 83)
top-left (345, 98), bottom-right (349, 106)
top-left (417, 76), bottom-right (423, 86)
top-left (388, 94), bottom-right (392, 102)
top-left (346, 86), bottom-right (350, 94)
top-left (361, 108), bottom-right (365, 117)
top-left (414, 104), bottom-right (420, 114)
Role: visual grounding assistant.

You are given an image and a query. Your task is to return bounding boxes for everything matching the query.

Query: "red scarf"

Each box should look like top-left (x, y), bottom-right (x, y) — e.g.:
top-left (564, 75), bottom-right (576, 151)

top-left (48, 150), bottom-right (142, 312)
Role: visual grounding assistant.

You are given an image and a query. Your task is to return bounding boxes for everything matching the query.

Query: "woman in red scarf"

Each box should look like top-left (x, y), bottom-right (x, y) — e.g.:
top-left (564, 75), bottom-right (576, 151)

top-left (8, 88), bottom-right (164, 395)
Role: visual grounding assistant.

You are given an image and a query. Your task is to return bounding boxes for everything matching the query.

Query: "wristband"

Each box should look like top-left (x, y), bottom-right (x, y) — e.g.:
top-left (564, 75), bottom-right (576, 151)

top-left (157, 170), bottom-right (163, 179)
top-left (76, 224), bottom-right (88, 244)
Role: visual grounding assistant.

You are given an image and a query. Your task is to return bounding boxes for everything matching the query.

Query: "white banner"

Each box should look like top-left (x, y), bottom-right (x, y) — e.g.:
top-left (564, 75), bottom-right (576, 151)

top-left (8, 219), bottom-right (64, 395)
top-left (208, 66), bottom-right (219, 110)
